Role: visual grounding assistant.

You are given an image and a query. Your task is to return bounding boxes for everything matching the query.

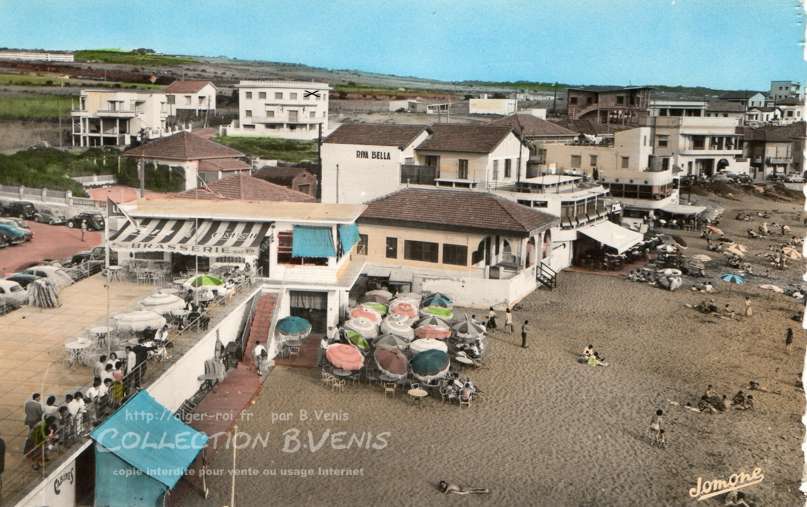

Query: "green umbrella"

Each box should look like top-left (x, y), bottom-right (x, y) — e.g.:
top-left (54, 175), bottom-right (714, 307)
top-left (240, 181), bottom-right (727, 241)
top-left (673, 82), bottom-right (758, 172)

top-left (188, 274), bottom-right (224, 287)
top-left (421, 306), bottom-right (454, 321)
top-left (345, 329), bottom-right (369, 351)
top-left (363, 302), bottom-right (388, 316)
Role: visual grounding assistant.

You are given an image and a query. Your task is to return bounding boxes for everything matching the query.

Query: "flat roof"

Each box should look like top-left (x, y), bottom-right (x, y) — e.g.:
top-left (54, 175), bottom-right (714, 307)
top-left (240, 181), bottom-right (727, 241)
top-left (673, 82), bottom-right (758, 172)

top-left (521, 175), bottom-right (582, 185)
top-left (236, 80), bottom-right (330, 90)
top-left (127, 198), bottom-right (365, 224)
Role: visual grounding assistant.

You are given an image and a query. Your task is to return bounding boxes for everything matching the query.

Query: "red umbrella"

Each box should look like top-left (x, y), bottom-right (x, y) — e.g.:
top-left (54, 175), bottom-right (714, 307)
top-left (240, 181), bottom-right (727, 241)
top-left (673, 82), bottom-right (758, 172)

top-left (325, 344), bottom-right (364, 371)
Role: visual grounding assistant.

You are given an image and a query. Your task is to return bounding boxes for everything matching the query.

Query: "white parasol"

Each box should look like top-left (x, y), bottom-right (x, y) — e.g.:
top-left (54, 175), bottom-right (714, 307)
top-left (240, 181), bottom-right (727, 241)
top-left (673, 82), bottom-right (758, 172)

top-left (113, 310), bottom-right (167, 332)
top-left (380, 314), bottom-right (415, 340)
top-left (344, 317), bottom-right (379, 339)
top-left (139, 291), bottom-right (186, 315)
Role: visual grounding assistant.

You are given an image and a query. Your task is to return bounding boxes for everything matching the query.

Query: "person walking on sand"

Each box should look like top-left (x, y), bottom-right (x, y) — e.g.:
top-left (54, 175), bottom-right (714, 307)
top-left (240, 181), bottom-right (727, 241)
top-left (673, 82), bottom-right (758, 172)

top-left (744, 297), bottom-right (752, 317)
top-left (253, 341), bottom-right (267, 376)
top-left (520, 321), bottom-right (529, 349)
top-left (504, 307), bottom-right (513, 334)
top-left (486, 307), bottom-right (497, 331)
top-left (785, 328), bottom-right (794, 353)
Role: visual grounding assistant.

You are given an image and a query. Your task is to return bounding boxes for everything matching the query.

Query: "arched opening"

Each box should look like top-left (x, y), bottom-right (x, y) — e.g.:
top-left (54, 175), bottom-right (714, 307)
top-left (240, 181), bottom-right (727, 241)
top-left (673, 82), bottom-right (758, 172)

top-left (542, 230), bottom-right (552, 260)
top-left (717, 159), bottom-right (730, 172)
top-left (526, 236), bottom-right (537, 267)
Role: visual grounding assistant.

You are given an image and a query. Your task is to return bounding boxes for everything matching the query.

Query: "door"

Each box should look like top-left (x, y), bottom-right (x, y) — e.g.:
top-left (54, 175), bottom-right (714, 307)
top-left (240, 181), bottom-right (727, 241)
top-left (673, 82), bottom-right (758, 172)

top-left (289, 291), bottom-right (328, 334)
top-left (288, 110), bottom-right (299, 122)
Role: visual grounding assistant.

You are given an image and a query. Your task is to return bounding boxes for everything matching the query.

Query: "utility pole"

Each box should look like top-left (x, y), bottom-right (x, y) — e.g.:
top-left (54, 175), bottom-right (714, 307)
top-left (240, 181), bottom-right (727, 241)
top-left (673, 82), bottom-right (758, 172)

top-left (138, 159), bottom-right (145, 198)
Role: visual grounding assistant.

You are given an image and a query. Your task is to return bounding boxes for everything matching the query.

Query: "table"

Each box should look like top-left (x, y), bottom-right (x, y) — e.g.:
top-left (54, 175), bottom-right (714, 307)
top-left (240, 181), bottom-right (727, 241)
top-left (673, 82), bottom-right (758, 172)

top-left (106, 266), bottom-right (125, 282)
top-left (65, 339), bottom-right (92, 367)
top-left (332, 369), bottom-right (352, 377)
top-left (407, 387), bottom-right (429, 408)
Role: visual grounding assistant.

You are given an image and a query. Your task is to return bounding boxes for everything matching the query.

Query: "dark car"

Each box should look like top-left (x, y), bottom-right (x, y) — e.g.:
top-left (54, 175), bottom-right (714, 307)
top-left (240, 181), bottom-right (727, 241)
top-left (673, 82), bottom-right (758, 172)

top-left (5, 272), bottom-right (42, 288)
top-left (33, 209), bottom-right (65, 225)
top-left (66, 212), bottom-right (104, 231)
top-left (0, 224), bottom-right (26, 244)
top-left (0, 231), bottom-right (11, 248)
top-left (2, 201), bottom-right (36, 219)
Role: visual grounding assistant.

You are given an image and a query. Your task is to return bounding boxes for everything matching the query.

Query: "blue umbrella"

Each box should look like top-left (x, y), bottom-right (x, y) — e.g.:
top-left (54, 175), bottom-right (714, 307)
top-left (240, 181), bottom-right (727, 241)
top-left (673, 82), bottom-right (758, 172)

top-left (276, 316), bottom-right (312, 339)
top-left (422, 293), bottom-right (453, 308)
top-left (720, 273), bottom-right (745, 292)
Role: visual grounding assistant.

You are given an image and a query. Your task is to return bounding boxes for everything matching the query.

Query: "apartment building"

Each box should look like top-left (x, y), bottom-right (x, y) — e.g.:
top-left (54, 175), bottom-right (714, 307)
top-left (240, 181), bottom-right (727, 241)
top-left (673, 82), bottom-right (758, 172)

top-left (71, 89), bottom-right (187, 147)
top-left (165, 80), bottom-right (217, 116)
top-left (566, 86), bottom-right (652, 125)
top-left (718, 91), bottom-right (766, 109)
top-left (226, 81), bottom-right (329, 140)
top-left (742, 122), bottom-right (807, 180)
top-left (488, 114), bottom-right (578, 173)
top-left (704, 101), bottom-right (746, 122)
top-left (770, 80), bottom-right (802, 103)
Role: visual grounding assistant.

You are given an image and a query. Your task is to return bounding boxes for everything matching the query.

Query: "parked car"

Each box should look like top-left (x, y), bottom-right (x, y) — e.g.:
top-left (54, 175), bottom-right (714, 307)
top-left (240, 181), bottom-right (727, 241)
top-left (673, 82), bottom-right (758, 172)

top-left (0, 224), bottom-right (27, 244)
top-left (2, 201), bottom-right (36, 219)
top-left (66, 212), bottom-right (104, 231)
top-left (33, 209), bottom-right (66, 225)
top-left (0, 231), bottom-right (11, 248)
top-left (0, 279), bottom-right (27, 308)
top-left (784, 174), bottom-right (805, 183)
top-left (727, 173), bottom-right (752, 185)
top-left (5, 272), bottom-right (43, 288)
top-left (0, 219), bottom-right (32, 240)
top-left (70, 246), bottom-right (115, 266)
top-left (766, 174), bottom-right (786, 183)
top-left (21, 265), bottom-right (74, 290)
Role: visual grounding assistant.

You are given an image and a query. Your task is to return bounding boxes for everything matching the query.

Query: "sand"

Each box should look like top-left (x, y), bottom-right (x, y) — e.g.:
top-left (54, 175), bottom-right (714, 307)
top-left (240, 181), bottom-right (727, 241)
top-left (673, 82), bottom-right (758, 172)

top-left (178, 189), bottom-right (805, 506)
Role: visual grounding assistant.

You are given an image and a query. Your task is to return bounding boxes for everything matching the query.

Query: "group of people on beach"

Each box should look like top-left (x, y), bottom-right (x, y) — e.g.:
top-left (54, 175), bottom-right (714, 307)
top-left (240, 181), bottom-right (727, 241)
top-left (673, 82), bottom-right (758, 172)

top-left (695, 383), bottom-right (758, 414)
top-left (579, 345), bottom-right (608, 367)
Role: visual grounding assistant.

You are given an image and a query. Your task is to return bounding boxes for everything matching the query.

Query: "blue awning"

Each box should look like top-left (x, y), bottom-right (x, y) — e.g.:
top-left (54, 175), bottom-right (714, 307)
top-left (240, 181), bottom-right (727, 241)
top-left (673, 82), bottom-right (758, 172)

top-left (292, 225), bottom-right (336, 258)
top-left (338, 223), bottom-right (361, 252)
top-left (90, 390), bottom-right (208, 490)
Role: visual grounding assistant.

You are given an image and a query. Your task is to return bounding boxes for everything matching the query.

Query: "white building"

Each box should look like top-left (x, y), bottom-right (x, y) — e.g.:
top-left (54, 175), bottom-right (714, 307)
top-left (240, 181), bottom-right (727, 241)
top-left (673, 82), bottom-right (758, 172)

top-left (321, 124), bottom-right (431, 203)
top-left (718, 91), bottom-right (767, 109)
top-left (770, 80), bottom-right (802, 103)
top-left (0, 49), bottom-right (73, 62)
top-left (71, 89), bottom-right (189, 147)
top-left (469, 98), bottom-right (517, 116)
top-left (166, 80), bottom-right (217, 115)
top-left (226, 80), bottom-right (329, 140)
top-left (648, 99), bottom-right (706, 117)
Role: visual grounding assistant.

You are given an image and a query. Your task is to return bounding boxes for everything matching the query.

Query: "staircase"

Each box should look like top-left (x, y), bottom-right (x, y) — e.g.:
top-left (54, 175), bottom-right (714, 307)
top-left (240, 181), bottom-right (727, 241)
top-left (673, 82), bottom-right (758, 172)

top-left (536, 262), bottom-right (558, 289)
top-left (243, 293), bottom-right (278, 367)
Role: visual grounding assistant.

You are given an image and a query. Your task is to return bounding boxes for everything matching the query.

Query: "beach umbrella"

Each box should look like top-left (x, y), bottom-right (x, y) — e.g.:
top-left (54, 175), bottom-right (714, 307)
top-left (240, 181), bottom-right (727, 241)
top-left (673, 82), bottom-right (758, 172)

top-left (422, 292), bottom-right (453, 308)
top-left (724, 243), bottom-right (748, 258)
top-left (375, 334), bottom-right (409, 352)
top-left (364, 289), bottom-right (393, 304)
top-left (27, 278), bottom-right (59, 308)
top-left (394, 292), bottom-right (422, 306)
top-left (415, 316), bottom-right (451, 340)
top-left (782, 246), bottom-right (802, 260)
top-left (276, 316), bottom-right (312, 340)
top-left (706, 225), bottom-right (724, 236)
top-left (186, 274), bottom-right (224, 287)
top-left (349, 304), bottom-right (382, 324)
top-left (325, 343), bottom-right (364, 371)
top-left (389, 300), bottom-right (419, 320)
top-left (691, 254), bottom-right (712, 263)
top-left (113, 310), bottom-right (166, 332)
top-left (421, 305), bottom-right (454, 321)
top-left (669, 234), bottom-right (688, 248)
top-left (380, 315), bottom-right (415, 340)
top-left (139, 291), bottom-right (185, 315)
top-left (374, 347), bottom-right (408, 379)
top-left (345, 317), bottom-right (379, 339)
top-left (344, 329), bottom-right (370, 352)
top-left (452, 315), bottom-right (486, 342)
top-left (720, 273), bottom-right (745, 293)
top-left (759, 284), bottom-right (784, 293)
top-left (656, 244), bottom-right (677, 254)
top-left (363, 302), bottom-right (388, 316)
top-left (410, 349), bottom-right (450, 382)
top-left (409, 338), bottom-right (449, 355)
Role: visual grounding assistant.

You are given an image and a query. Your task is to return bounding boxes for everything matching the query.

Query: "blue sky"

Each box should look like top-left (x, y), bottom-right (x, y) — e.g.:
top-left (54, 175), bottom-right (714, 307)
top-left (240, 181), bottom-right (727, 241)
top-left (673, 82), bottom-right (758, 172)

top-left (0, 0), bottom-right (804, 90)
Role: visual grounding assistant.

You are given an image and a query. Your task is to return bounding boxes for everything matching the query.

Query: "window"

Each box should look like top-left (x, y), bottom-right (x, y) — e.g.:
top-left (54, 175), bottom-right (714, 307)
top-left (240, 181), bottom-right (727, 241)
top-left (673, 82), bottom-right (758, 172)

top-left (569, 97), bottom-right (578, 105)
top-left (458, 159), bottom-right (468, 179)
top-left (245, 92), bottom-right (252, 99)
top-left (275, 92), bottom-right (283, 100)
top-left (621, 156), bottom-right (630, 169)
top-left (692, 136), bottom-right (705, 149)
top-left (537, 148), bottom-right (547, 164)
top-left (404, 240), bottom-right (438, 263)
top-left (277, 231), bottom-right (293, 263)
top-left (385, 237), bottom-right (398, 259)
top-left (443, 244), bottom-right (468, 266)
top-left (245, 110), bottom-right (253, 118)
top-left (184, 95), bottom-right (192, 105)
top-left (661, 158), bottom-right (670, 171)
top-left (259, 92), bottom-right (266, 99)
top-left (590, 155), bottom-right (598, 167)
top-left (616, 96), bottom-right (625, 105)
top-left (357, 234), bottom-right (368, 255)
top-left (657, 135), bottom-right (669, 148)
top-left (266, 110), bottom-right (275, 117)
top-left (571, 155), bottom-right (582, 168)
top-left (492, 160), bottom-right (499, 180)
top-left (290, 92), bottom-right (298, 100)
top-left (310, 111), bottom-right (316, 119)
top-left (504, 159), bottom-right (512, 178)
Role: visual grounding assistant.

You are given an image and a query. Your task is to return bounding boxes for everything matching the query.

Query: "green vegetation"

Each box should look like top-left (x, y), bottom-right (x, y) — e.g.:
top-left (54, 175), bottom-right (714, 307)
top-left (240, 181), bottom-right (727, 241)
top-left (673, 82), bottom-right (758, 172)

top-left (333, 82), bottom-right (405, 97)
top-left (75, 49), bottom-right (197, 66)
top-left (0, 95), bottom-right (74, 120)
top-left (456, 80), bottom-right (570, 92)
top-left (0, 73), bottom-right (162, 89)
top-left (214, 136), bottom-right (318, 163)
top-left (0, 147), bottom-right (184, 196)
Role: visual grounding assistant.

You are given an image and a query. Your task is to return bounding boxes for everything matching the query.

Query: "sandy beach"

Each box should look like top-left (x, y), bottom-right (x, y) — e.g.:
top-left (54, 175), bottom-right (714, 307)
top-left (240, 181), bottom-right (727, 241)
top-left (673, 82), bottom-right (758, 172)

top-left (178, 188), bottom-right (806, 506)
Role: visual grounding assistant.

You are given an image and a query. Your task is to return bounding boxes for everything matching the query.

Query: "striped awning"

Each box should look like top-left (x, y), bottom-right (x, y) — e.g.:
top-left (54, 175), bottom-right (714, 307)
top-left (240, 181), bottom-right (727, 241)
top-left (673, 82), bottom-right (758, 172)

top-left (110, 218), bottom-right (271, 257)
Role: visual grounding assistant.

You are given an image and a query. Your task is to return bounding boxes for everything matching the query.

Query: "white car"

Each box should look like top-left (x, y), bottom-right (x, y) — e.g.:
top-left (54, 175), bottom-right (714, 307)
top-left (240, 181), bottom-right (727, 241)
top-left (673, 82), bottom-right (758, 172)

top-left (0, 279), bottom-right (27, 308)
top-left (785, 174), bottom-right (805, 183)
top-left (23, 265), bottom-right (74, 290)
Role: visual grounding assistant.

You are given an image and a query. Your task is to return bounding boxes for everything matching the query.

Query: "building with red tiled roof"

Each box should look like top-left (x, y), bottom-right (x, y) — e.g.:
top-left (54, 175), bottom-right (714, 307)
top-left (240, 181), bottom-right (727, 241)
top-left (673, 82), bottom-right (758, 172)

top-left (123, 131), bottom-right (249, 190)
top-left (166, 80), bottom-right (216, 115)
top-left (254, 164), bottom-right (319, 199)
top-left (173, 174), bottom-right (315, 202)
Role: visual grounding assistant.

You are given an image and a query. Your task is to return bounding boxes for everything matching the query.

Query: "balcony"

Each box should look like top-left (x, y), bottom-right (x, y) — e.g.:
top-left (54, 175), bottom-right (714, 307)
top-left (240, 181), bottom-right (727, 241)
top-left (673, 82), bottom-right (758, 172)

top-left (400, 164), bottom-right (437, 185)
top-left (96, 108), bottom-right (138, 118)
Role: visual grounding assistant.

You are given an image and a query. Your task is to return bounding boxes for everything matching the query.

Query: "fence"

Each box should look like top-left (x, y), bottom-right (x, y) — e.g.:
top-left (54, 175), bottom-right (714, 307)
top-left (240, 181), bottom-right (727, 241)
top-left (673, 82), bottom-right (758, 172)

top-left (0, 185), bottom-right (103, 211)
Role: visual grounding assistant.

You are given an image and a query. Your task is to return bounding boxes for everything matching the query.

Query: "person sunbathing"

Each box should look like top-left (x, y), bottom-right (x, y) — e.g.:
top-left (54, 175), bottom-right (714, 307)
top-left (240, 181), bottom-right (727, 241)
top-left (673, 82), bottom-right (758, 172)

top-left (583, 345), bottom-right (593, 358)
top-left (438, 481), bottom-right (490, 495)
top-left (732, 390), bottom-right (746, 406)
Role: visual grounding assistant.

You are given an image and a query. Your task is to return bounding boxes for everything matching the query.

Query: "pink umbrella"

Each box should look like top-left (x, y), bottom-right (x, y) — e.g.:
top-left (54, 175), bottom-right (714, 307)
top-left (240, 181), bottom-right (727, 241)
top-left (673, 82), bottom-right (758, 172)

top-left (389, 300), bottom-right (418, 320)
top-left (415, 316), bottom-right (451, 340)
top-left (349, 304), bottom-right (382, 324)
top-left (325, 344), bottom-right (365, 371)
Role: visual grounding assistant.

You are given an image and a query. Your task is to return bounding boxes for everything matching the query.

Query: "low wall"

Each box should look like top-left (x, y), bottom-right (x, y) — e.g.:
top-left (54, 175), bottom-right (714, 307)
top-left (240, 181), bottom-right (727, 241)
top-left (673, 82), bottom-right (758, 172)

top-left (146, 288), bottom-right (260, 412)
top-left (0, 185), bottom-right (103, 216)
top-left (419, 265), bottom-right (537, 309)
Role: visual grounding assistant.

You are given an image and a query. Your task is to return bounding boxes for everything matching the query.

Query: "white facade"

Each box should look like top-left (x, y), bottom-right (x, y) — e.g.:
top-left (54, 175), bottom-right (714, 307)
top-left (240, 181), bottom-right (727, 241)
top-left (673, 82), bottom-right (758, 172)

top-left (778, 104), bottom-right (804, 125)
top-left (0, 50), bottom-right (73, 62)
top-left (321, 131), bottom-right (430, 204)
top-left (650, 116), bottom-right (750, 176)
top-left (167, 82), bottom-right (217, 113)
top-left (770, 80), bottom-right (802, 103)
top-left (71, 89), bottom-right (189, 147)
top-left (469, 98), bottom-right (517, 116)
top-left (648, 99), bottom-right (706, 117)
top-left (226, 80), bottom-right (329, 140)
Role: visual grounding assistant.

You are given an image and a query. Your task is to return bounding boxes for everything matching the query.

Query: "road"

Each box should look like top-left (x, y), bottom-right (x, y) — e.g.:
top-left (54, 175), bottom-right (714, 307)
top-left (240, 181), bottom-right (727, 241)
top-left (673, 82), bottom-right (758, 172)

top-left (0, 220), bottom-right (101, 274)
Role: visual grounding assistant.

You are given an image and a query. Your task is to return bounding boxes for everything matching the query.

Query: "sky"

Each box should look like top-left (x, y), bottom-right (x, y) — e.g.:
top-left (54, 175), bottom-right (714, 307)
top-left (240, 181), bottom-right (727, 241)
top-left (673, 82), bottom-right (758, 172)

top-left (0, 0), bottom-right (804, 90)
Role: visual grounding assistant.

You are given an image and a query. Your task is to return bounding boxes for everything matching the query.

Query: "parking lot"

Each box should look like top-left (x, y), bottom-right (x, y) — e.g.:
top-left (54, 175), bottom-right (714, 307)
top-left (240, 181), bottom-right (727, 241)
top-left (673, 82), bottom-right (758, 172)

top-left (0, 220), bottom-right (102, 274)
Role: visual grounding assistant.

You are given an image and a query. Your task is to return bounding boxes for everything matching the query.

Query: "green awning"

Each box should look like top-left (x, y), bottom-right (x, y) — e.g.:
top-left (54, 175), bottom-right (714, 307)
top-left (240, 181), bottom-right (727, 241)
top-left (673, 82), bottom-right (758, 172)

top-left (292, 225), bottom-right (336, 258)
